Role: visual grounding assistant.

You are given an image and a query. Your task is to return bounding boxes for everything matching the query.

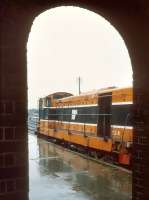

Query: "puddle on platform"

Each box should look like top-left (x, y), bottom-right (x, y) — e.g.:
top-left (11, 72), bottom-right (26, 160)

top-left (29, 134), bottom-right (132, 200)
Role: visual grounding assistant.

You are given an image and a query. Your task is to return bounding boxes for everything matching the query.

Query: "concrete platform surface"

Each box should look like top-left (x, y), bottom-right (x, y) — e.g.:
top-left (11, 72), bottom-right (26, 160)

top-left (29, 134), bottom-right (132, 200)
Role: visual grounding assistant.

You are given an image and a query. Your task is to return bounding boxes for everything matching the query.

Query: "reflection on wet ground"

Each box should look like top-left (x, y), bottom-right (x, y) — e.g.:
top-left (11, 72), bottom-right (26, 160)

top-left (29, 134), bottom-right (132, 200)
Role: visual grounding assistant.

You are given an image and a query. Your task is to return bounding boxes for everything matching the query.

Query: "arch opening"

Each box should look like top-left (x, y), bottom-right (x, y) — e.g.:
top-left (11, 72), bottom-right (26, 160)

top-left (27, 6), bottom-right (132, 200)
top-left (27, 6), bottom-right (132, 109)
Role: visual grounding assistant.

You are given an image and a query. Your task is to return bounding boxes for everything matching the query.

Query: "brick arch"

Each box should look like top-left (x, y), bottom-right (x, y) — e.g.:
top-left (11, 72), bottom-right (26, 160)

top-left (0, 1), bottom-right (149, 200)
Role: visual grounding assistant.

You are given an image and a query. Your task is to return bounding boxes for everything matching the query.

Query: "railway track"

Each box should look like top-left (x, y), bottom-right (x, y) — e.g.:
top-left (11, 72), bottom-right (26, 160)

top-left (38, 133), bottom-right (132, 174)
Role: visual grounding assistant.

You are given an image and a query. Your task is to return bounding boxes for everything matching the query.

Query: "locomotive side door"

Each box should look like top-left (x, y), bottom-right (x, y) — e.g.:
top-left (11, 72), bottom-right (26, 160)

top-left (97, 92), bottom-right (112, 139)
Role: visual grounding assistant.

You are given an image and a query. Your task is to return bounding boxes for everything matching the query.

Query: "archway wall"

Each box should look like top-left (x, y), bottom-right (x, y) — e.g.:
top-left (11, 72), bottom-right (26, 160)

top-left (0, 1), bottom-right (149, 200)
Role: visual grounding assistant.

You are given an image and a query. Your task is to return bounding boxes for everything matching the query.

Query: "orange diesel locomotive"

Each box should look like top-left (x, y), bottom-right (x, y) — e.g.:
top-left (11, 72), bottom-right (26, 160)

top-left (37, 87), bottom-right (133, 167)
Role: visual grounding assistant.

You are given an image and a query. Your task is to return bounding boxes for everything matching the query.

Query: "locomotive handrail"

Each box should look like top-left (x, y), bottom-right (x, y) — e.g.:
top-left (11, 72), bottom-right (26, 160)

top-left (121, 113), bottom-right (132, 145)
top-left (48, 113), bottom-right (112, 116)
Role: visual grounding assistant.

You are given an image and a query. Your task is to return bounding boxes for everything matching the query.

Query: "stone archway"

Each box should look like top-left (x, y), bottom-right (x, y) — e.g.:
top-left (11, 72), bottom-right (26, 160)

top-left (0, 1), bottom-right (149, 200)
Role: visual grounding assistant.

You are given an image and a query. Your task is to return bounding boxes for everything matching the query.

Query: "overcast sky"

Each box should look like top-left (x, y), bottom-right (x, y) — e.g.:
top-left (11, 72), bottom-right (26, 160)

top-left (27, 6), bottom-right (132, 109)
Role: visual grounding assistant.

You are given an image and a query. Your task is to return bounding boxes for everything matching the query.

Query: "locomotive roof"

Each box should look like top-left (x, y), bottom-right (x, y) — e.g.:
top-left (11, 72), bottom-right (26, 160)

top-left (41, 86), bottom-right (132, 101)
top-left (80, 86), bottom-right (117, 95)
top-left (58, 86), bottom-right (132, 100)
top-left (47, 92), bottom-right (73, 98)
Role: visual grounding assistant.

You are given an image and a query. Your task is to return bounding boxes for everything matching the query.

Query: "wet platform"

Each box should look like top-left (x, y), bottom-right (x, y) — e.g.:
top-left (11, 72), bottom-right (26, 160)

top-left (29, 134), bottom-right (132, 200)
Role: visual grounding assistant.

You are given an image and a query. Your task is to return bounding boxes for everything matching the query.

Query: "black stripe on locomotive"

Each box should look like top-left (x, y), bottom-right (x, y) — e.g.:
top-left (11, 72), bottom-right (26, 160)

top-left (39, 104), bottom-right (133, 126)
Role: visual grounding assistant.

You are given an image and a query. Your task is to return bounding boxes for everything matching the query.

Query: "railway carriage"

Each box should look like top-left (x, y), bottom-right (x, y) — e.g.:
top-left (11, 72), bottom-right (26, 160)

top-left (37, 87), bottom-right (133, 167)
